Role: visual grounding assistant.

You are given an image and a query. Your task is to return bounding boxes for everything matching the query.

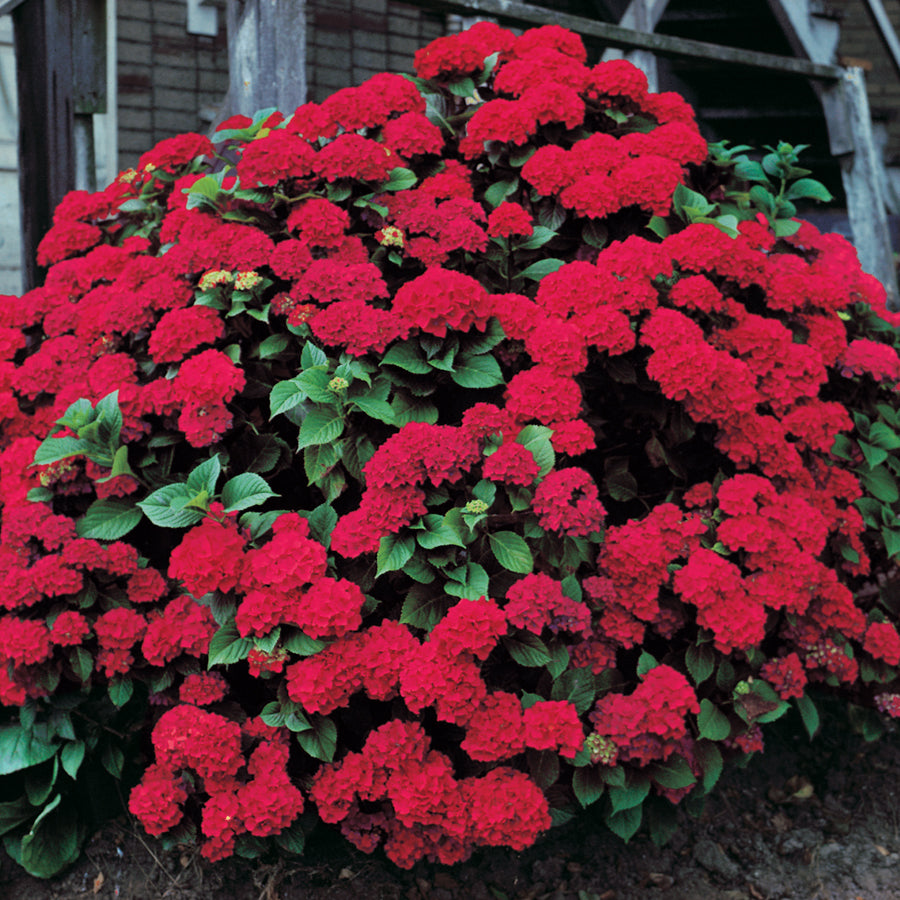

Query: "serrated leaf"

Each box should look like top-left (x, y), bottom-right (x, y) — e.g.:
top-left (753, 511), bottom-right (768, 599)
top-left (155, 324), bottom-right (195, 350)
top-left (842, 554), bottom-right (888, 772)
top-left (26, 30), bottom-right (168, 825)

top-left (606, 804), bottom-right (642, 842)
top-left (784, 177), bottom-right (833, 202)
top-left (572, 766), bottom-right (605, 808)
top-left (795, 692), bottom-right (820, 740)
top-left (609, 778), bottom-right (650, 814)
top-left (221, 473), bottom-right (278, 512)
top-left (636, 651), bottom-right (657, 677)
top-left (296, 716), bottom-right (337, 762)
top-left (485, 178), bottom-right (519, 208)
top-left (0, 726), bottom-right (57, 776)
top-left (694, 740), bottom-right (723, 792)
top-left (32, 435), bottom-right (93, 467)
top-left (489, 531), bottom-right (533, 573)
top-left (186, 455), bottom-right (221, 498)
top-left (301, 341), bottom-right (328, 369)
top-left (207, 620), bottom-right (253, 666)
top-left (697, 699), bottom-right (731, 741)
top-left (269, 378), bottom-right (308, 419)
top-left (648, 755), bottom-right (696, 789)
top-left (376, 533), bottom-right (415, 576)
top-left (381, 166), bottom-right (418, 192)
top-left (137, 484), bottom-right (204, 528)
top-left (502, 633), bottom-right (550, 667)
top-left (516, 425), bottom-right (555, 478)
top-left (305, 503), bottom-right (338, 548)
top-left (399, 589), bottom-right (448, 631)
top-left (381, 341), bottom-right (431, 373)
top-left (519, 258), bottom-right (565, 281)
top-left (76, 498), bottom-right (143, 541)
top-left (526, 748), bottom-right (559, 788)
top-left (550, 668), bottom-right (596, 714)
top-left (860, 465), bottom-right (899, 503)
top-left (296, 407), bottom-right (344, 450)
top-left (515, 226), bottom-right (556, 250)
top-left (19, 794), bottom-right (81, 878)
top-left (351, 396), bottom-right (396, 425)
top-left (258, 334), bottom-right (291, 359)
top-left (450, 353), bottom-right (504, 389)
top-left (685, 642), bottom-right (715, 685)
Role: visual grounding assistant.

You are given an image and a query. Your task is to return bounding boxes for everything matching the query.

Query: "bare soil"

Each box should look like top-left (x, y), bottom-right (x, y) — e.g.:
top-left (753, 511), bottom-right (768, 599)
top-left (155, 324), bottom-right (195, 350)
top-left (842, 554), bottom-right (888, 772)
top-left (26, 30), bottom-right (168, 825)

top-left (3, 705), bottom-right (900, 900)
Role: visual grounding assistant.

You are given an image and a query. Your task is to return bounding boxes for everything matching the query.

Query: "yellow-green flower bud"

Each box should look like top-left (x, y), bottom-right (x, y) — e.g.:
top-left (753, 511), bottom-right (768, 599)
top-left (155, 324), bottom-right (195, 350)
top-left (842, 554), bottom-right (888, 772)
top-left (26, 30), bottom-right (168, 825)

top-left (464, 499), bottom-right (489, 514)
top-left (328, 376), bottom-right (349, 393)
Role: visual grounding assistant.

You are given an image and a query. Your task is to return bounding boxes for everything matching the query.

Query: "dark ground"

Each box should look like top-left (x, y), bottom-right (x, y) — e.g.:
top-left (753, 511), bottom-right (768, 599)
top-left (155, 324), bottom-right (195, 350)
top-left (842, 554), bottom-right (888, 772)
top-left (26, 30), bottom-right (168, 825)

top-left (3, 705), bottom-right (900, 900)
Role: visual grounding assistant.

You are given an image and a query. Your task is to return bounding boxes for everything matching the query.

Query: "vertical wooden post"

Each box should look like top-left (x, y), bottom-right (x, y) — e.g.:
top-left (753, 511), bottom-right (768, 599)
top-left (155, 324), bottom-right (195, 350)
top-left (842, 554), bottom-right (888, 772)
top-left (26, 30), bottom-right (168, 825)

top-left (12, 0), bottom-right (73, 291)
top-left (601, 0), bottom-right (670, 92)
top-left (225, 0), bottom-right (308, 118)
top-left (9, 0), bottom-right (107, 291)
top-left (838, 67), bottom-right (899, 309)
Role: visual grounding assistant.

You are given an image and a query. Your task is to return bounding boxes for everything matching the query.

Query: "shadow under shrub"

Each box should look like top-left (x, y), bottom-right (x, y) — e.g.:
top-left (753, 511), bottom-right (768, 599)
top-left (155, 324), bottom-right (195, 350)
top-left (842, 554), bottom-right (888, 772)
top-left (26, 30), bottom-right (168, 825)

top-left (2, 19), bottom-right (900, 878)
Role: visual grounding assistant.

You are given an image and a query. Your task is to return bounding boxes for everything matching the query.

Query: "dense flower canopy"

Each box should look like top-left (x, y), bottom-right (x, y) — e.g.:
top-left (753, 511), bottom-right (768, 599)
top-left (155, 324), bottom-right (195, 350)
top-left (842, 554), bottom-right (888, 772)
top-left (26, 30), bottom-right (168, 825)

top-left (2, 19), bottom-right (900, 878)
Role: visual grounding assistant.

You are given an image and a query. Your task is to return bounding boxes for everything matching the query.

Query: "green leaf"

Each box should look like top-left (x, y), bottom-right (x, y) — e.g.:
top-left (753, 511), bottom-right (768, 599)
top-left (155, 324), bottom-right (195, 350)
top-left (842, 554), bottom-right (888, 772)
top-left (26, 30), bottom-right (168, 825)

top-left (305, 503), bottom-right (338, 548)
top-left (609, 777), bottom-right (650, 814)
top-left (685, 642), bottom-right (715, 685)
top-left (108, 676), bottom-right (133, 707)
top-left (517, 425), bottom-right (555, 478)
top-left (221, 473), bottom-right (278, 512)
top-left (269, 378), bottom-right (307, 419)
top-left (695, 740), bottom-right (724, 792)
top-left (274, 821), bottom-right (306, 856)
top-left (296, 715), bottom-right (337, 762)
top-left (485, 178), bottom-right (519, 208)
top-left (0, 796), bottom-right (36, 837)
top-left (526, 749), bottom-right (559, 789)
top-left (416, 514), bottom-right (466, 550)
top-left (572, 767), bottom-right (605, 808)
top-left (450, 352), bottom-right (504, 389)
top-left (19, 794), bottom-right (82, 879)
top-left (391, 393), bottom-right (438, 425)
top-left (883, 527), bottom-right (900, 559)
top-left (605, 804), bottom-right (642, 842)
top-left (258, 334), bottom-right (291, 359)
top-left (502, 632), bottom-right (551, 667)
top-left (648, 755), bottom-right (696, 789)
top-left (282, 631), bottom-right (327, 656)
top-left (32, 434), bottom-right (92, 467)
top-left (376, 532), bottom-right (416, 576)
top-left (859, 440), bottom-right (889, 468)
top-left (207, 620), bottom-right (254, 666)
top-left (381, 166), bottom-right (418, 192)
top-left (137, 484), bottom-right (205, 528)
top-left (795, 692), bottom-right (820, 740)
top-left (381, 341), bottom-right (431, 374)
top-left (351, 395), bottom-right (396, 425)
top-left (447, 76), bottom-right (477, 97)
top-left (519, 258), bottom-right (565, 281)
top-left (860, 465), bottom-right (899, 503)
top-left (697, 699), bottom-right (731, 741)
top-left (296, 407), bottom-right (344, 450)
top-left (550, 668), bottom-right (596, 714)
top-left (0, 725), bottom-right (57, 776)
top-left (733, 158), bottom-right (768, 183)
top-left (58, 741), bottom-right (85, 781)
top-left (515, 226), bottom-right (556, 250)
top-left (101, 743), bottom-right (125, 778)
top-left (301, 341), bottom-right (328, 369)
top-left (489, 531), bottom-right (533, 574)
top-left (784, 177), bottom-right (833, 203)
top-left (400, 589), bottom-right (448, 631)
top-left (636, 651), bottom-right (657, 677)
top-left (76, 498), bottom-right (143, 541)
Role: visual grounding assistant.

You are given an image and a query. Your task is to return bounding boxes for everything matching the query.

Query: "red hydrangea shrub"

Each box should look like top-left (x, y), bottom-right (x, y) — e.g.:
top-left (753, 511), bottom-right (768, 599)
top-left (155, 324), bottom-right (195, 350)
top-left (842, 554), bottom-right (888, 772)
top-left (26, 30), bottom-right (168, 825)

top-left (3, 21), bottom-right (900, 876)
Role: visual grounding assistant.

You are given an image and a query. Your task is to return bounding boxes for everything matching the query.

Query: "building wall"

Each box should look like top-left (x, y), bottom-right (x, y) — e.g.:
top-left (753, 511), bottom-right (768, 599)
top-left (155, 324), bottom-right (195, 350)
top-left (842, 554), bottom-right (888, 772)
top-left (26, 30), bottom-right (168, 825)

top-left (0, 16), bottom-right (19, 294)
top-left (117, 0), bottom-right (230, 169)
top-left (305, 0), bottom-right (445, 103)
top-left (832, 0), bottom-right (900, 165)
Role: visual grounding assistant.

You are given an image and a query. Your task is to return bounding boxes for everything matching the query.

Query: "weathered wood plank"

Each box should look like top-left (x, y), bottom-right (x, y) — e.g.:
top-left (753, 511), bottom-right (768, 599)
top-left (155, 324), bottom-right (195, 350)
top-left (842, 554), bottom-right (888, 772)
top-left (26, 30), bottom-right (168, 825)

top-left (838, 67), bottom-right (899, 308)
top-left (411, 0), bottom-right (844, 78)
top-left (225, 0), bottom-right (308, 117)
